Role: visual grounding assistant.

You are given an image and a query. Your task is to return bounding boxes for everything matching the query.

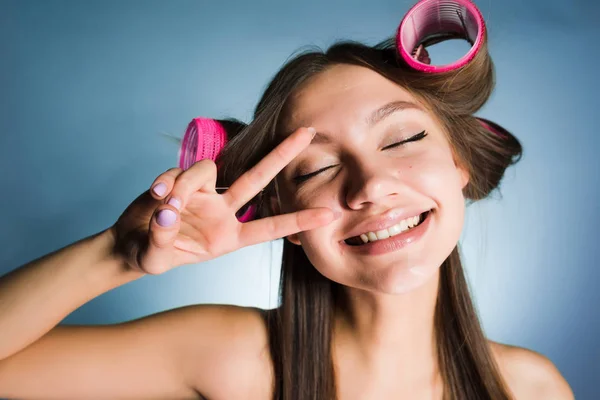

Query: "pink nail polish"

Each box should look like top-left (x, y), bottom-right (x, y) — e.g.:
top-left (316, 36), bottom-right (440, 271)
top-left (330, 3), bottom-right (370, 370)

top-left (168, 197), bottom-right (181, 210)
top-left (152, 182), bottom-right (167, 197)
top-left (156, 209), bottom-right (176, 227)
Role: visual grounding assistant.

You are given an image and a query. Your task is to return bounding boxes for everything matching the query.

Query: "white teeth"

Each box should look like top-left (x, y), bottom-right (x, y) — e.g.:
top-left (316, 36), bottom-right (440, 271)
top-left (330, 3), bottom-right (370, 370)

top-left (375, 229), bottom-right (389, 240)
top-left (388, 224), bottom-right (402, 236)
top-left (408, 216), bottom-right (418, 228)
top-left (400, 220), bottom-right (408, 231)
top-left (350, 213), bottom-right (425, 244)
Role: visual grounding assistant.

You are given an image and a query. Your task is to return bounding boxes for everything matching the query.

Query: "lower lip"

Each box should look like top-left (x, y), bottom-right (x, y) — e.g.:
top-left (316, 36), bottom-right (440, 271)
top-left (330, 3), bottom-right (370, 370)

top-left (341, 211), bottom-right (433, 256)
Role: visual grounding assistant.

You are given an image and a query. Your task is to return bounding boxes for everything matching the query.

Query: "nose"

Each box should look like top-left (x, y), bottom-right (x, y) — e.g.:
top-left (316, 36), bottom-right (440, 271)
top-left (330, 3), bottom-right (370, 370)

top-left (345, 159), bottom-right (399, 210)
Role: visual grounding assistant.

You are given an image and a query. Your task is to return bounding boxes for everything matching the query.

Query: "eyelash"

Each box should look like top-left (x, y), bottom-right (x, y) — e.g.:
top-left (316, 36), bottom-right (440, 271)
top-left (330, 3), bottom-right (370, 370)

top-left (381, 130), bottom-right (427, 150)
top-left (293, 130), bottom-right (428, 183)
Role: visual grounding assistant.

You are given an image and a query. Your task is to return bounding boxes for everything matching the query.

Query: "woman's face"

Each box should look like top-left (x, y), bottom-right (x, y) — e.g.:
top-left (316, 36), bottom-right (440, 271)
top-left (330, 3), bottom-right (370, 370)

top-left (278, 64), bottom-right (469, 294)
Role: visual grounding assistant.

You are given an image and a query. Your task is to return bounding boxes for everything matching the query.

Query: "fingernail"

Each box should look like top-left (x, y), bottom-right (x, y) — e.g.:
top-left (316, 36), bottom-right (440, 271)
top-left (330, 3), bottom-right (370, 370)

top-left (167, 197), bottom-right (181, 210)
top-left (307, 127), bottom-right (316, 137)
top-left (156, 209), bottom-right (176, 227)
top-left (152, 182), bottom-right (167, 197)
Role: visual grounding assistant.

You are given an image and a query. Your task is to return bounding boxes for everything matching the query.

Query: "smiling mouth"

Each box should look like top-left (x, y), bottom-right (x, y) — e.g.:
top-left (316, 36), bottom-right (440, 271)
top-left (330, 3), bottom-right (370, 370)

top-left (343, 210), bottom-right (432, 246)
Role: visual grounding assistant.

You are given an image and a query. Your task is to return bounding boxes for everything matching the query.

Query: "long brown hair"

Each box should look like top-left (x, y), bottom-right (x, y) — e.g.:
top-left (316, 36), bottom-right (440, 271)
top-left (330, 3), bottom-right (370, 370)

top-left (215, 33), bottom-right (522, 400)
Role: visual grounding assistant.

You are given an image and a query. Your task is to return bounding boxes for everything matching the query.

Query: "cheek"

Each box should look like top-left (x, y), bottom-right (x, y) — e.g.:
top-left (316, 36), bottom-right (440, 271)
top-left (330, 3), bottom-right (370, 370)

top-left (288, 189), bottom-right (344, 274)
top-left (280, 178), bottom-right (341, 212)
top-left (279, 183), bottom-right (342, 255)
top-left (405, 149), bottom-right (465, 201)
top-left (417, 150), bottom-right (466, 246)
top-left (296, 229), bottom-right (346, 285)
top-left (406, 149), bottom-right (466, 246)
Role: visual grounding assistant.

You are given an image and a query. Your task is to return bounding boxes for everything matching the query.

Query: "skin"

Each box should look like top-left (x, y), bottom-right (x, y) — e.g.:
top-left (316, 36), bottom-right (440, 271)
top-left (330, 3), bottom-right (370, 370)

top-left (278, 64), bottom-right (468, 397)
top-left (276, 64), bottom-right (573, 398)
top-left (0, 65), bottom-right (574, 399)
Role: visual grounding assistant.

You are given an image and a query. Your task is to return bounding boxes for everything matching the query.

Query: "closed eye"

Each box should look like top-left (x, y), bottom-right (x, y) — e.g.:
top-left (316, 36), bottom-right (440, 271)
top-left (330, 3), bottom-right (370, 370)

top-left (293, 131), bottom-right (427, 184)
top-left (293, 165), bottom-right (337, 184)
top-left (381, 130), bottom-right (427, 150)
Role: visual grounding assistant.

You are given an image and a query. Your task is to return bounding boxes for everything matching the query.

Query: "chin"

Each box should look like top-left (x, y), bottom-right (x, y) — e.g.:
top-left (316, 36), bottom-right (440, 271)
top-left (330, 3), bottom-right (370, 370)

top-left (374, 261), bottom-right (441, 294)
top-left (325, 260), bottom-right (442, 296)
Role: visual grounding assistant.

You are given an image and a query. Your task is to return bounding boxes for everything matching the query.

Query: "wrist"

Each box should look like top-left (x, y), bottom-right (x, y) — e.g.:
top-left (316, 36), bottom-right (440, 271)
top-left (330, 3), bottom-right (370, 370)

top-left (85, 227), bottom-right (146, 291)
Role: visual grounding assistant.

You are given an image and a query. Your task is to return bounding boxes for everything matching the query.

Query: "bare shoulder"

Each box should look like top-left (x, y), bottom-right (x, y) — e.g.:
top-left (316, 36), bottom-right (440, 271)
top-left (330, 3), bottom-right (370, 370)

top-left (0, 303), bottom-right (273, 399)
top-left (488, 341), bottom-right (574, 400)
top-left (175, 304), bottom-right (273, 399)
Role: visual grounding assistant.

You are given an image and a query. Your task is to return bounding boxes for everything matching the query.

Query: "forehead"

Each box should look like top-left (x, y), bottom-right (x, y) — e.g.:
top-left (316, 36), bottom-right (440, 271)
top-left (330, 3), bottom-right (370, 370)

top-left (284, 64), bottom-right (424, 131)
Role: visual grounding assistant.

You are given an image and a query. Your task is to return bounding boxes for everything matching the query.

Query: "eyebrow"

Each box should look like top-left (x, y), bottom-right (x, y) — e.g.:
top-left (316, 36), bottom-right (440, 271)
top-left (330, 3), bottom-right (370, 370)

top-left (290, 100), bottom-right (424, 144)
top-left (366, 100), bottom-right (424, 127)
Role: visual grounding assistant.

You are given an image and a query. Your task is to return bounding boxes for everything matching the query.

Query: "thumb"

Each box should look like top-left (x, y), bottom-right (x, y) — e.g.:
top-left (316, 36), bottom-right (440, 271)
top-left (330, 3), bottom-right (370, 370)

top-left (139, 204), bottom-right (181, 275)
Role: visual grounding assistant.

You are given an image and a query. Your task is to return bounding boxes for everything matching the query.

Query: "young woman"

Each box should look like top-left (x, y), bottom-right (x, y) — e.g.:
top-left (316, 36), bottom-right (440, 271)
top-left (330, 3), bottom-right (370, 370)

top-left (0, 3), bottom-right (573, 400)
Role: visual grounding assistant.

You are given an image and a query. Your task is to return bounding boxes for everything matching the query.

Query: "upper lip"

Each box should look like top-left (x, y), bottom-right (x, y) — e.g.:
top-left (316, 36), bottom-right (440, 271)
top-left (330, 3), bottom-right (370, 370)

top-left (341, 207), bottom-right (433, 241)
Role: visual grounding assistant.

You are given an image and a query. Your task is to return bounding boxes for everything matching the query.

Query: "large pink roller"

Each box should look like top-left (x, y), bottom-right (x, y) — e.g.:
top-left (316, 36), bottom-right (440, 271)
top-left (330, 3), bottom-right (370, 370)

top-left (178, 117), bottom-right (256, 222)
top-left (397, 0), bottom-right (486, 73)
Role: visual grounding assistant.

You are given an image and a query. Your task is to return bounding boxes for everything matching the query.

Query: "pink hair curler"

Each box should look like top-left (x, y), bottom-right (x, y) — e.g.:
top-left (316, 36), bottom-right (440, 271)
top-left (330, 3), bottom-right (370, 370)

top-left (178, 117), bottom-right (257, 222)
top-left (178, 117), bottom-right (228, 171)
top-left (396, 0), bottom-right (486, 73)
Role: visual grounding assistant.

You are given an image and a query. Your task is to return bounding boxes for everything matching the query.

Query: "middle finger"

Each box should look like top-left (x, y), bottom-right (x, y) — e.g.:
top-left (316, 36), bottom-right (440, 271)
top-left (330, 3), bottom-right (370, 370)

top-left (222, 126), bottom-right (315, 211)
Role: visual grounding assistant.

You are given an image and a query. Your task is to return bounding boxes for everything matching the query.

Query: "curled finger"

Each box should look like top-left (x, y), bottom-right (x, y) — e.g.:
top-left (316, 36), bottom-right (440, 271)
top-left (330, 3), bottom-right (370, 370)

top-left (150, 168), bottom-right (183, 200)
top-left (167, 159), bottom-right (218, 211)
top-left (140, 204), bottom-right (181, 274)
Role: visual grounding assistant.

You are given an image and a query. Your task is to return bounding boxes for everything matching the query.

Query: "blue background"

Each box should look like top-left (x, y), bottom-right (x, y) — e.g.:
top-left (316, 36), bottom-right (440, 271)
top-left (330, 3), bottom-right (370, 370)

top-left (1, 0), bottom-right (598, 398)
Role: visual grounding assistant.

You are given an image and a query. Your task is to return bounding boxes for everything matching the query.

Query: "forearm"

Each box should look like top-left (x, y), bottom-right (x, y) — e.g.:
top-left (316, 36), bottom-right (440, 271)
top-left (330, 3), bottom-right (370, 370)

top-left (0, 228), bottom-right (145, 360)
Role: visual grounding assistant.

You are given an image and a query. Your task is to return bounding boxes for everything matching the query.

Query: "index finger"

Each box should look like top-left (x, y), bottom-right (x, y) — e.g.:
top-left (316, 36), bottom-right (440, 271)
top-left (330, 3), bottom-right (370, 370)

top-left (222, 126), bottom-right (315, 211)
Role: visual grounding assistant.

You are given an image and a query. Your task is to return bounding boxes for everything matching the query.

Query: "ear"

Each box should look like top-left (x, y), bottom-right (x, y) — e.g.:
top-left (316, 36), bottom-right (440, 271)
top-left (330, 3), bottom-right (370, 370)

top-left (458, 163), bottom-right (470, 189)
top-left (269, 195), bottom-right (302, 246)
top-left (450, 150), bottom-right (470, 190)
top-left (452, 158), bottom-right (470, 190)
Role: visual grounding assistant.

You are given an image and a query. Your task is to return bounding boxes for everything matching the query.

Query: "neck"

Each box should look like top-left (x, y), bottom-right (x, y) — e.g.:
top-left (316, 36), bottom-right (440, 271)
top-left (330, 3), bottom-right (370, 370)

top-left (333, 270), bottom-right (441, 385)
